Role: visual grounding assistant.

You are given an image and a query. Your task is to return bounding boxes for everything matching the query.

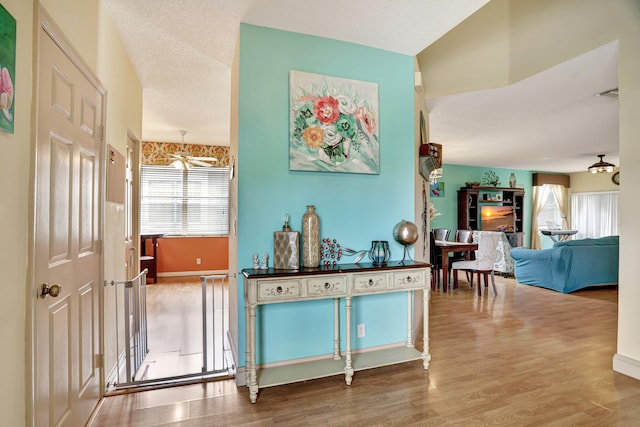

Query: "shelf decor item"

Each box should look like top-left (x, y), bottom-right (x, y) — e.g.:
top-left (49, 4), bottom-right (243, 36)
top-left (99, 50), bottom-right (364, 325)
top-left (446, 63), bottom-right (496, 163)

top-left (321, 238), bottom-right (343, 266)
top-left (509, 173), bottom-right (517, 188)
top-left (612, 171), bottom-right (620, 185)
top-left (273, 214), bottom-right (300, 270)
top-left (369, 240), bottom-right (391, 266)
top-left (302, 205), bottom-right (321, 267)
top-left (482, 170), bottom-right (501, 187)
top-left (393, 220), bottom-right (419, 263)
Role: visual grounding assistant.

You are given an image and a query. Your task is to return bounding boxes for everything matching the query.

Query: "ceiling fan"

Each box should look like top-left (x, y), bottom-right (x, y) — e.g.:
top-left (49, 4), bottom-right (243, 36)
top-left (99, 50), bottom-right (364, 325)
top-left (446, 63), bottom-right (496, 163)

top-left (168, 130), bottom-right (218, 169)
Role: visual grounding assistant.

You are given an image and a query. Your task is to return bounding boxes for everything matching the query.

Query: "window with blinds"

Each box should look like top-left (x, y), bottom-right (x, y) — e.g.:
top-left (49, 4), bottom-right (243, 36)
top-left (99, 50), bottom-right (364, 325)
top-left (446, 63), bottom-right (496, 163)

top-left (140, 165), bottom-right (229, 236)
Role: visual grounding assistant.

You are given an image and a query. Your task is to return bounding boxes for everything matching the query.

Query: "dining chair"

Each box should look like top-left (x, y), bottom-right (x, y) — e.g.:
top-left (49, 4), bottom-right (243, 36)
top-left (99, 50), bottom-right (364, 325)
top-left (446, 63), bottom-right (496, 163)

top-left (448, 229), bottom-right (473, 282)
top-left (432, 228), bottom-right (451, 241)
top-left (429, 231), bottom-right (444, 291)
top-left (451, 231), bottom-right (502, 296)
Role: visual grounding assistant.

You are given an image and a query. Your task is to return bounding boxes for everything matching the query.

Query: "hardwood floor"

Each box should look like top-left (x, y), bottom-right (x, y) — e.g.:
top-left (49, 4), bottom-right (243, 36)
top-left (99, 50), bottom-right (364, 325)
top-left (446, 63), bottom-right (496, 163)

top-left (91, 276), bottom-right (640, 426)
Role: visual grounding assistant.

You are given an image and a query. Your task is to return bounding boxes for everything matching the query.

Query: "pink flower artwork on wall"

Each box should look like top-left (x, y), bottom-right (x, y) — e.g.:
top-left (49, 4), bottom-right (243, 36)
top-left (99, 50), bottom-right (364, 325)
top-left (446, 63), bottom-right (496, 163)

top-left (290, 70), bottom-right (379, 174)
top-left (0, 5), bottom-right (16, 134)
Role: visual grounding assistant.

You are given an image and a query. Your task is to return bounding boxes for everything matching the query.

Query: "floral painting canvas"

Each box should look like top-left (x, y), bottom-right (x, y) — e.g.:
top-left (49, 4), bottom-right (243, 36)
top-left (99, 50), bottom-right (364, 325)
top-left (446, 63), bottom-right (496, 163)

top-left (290, 70), bottom-right (379, 174)
top-left (0, 5), bottom-right (16, 134)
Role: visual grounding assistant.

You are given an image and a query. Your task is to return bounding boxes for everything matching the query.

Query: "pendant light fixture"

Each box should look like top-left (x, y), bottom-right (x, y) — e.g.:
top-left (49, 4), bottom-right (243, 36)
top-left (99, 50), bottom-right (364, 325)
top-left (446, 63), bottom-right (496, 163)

top-left (587, 154), bottom-right (616, 174)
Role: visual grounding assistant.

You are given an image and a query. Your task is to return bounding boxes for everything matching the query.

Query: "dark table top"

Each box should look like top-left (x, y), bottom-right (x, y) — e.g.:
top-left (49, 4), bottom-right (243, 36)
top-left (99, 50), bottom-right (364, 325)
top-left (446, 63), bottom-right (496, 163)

top-left (242, 260), bottom-right (431, 279)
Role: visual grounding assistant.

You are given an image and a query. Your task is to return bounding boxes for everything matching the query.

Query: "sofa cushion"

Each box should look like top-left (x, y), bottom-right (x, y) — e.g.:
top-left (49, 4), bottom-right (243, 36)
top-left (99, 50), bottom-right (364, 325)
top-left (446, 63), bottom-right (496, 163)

top-left (553, 235), bottom-right (618, 248)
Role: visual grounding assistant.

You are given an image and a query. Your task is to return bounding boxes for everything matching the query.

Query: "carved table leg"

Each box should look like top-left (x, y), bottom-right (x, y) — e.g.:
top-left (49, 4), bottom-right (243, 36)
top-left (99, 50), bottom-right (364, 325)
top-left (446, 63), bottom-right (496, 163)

top-left (345, 296), bottom-right (353, 385)
top-left (406, 291), bottom-right (414, 347)
top-left (422, 288), bottom-right (431, 370)
top-left (249, 304), bottom-right (258, 403)
top-left (333, 297), bottom-right (341, 360)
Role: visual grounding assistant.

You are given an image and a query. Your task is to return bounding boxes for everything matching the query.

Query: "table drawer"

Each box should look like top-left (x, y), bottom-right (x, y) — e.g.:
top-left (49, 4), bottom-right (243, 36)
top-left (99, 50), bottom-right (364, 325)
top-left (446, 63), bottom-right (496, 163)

top-left (353, 273), bottom-right (389, 293)
top-left (307, 276), bottom-right (347, 297)
top-left (257, 279), bottom-right (301, 302)
top-left (392, 269), bottom-right (426, 289)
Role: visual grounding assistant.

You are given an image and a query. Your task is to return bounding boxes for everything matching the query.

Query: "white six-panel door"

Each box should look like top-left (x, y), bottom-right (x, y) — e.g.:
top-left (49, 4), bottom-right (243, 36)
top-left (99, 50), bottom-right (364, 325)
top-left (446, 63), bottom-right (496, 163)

top-left (34, 24), bottom-right (104, 427)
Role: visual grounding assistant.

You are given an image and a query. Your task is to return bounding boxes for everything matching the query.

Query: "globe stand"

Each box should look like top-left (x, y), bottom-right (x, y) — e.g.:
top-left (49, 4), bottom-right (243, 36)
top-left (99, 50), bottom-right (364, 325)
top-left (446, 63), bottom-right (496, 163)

top-left (400, 245), bottom-right (414, 264)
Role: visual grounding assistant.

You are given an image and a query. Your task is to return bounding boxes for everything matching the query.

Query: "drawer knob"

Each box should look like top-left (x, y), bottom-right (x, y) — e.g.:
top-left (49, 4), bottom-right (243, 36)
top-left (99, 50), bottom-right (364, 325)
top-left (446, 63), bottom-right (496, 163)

top-left (368, 279), bottom-right (373, 286)
top-left (276, 286), bottom-right (282, 293)
top-left (406, 276), bottom-right (412, 282)
top-left (324, 282), bottom-right (330, 289)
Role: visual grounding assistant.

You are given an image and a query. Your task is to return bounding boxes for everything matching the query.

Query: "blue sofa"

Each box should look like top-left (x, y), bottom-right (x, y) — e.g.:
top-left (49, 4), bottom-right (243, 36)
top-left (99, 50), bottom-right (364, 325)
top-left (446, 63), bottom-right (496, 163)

top-left (510, 236), bottom-right (619, 293)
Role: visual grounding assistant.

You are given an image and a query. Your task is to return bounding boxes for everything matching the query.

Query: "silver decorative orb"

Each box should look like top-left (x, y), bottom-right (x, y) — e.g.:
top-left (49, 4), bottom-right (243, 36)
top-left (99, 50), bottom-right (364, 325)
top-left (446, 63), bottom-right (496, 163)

top-left (393, 220), bottom-right (419, 246)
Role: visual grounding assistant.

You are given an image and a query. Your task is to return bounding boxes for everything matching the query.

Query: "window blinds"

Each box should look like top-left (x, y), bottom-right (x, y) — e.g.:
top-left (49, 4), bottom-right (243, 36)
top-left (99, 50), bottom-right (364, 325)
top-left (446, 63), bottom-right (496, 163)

top-left (140, 165), bottom-right (229, 236)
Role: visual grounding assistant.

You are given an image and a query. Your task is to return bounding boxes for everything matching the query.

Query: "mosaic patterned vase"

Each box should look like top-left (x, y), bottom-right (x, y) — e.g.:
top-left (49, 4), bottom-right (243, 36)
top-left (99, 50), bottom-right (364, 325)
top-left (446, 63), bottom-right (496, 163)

top-left (302, 205), bottom-right (320, 268)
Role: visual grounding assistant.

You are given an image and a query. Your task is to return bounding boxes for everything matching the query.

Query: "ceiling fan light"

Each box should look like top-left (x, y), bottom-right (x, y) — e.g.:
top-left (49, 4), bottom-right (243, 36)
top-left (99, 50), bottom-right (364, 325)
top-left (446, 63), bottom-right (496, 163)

top-left (588, 154), bottom-right (616, 174)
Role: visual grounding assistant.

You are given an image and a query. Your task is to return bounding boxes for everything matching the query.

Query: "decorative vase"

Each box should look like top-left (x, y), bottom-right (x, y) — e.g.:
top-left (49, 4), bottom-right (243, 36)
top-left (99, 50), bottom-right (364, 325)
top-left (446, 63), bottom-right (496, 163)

top-left (302, 205), bottom-right (320, 267)
top-left (368, 240), bottom-right (391, 266)
top-left (509, 173), bottom-right (517, 188)
top-left (273, 214), bottom-right (299, 270)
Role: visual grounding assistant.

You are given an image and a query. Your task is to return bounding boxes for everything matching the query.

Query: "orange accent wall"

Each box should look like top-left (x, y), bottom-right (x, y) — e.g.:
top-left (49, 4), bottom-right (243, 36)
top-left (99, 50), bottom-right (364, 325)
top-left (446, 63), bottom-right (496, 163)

top-left (152, 237), bottom-right (228, 273)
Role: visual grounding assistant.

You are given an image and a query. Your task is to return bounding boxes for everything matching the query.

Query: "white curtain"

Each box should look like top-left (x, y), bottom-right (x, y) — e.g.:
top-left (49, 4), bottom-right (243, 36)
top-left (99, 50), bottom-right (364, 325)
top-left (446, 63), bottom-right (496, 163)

top-left (550, 184), bottom-right (569, 229)
top-left (570, 191), bottom-right (618, 239)
top-left (530, 185), bottom-right (550, 249)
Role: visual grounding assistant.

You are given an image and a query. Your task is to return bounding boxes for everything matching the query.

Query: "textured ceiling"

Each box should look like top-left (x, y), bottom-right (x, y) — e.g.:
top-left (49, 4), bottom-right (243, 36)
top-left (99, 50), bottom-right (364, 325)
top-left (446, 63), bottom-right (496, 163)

top-left (102, 0), bottom-right (618, 174)
top-left (102, 0), bottom-right (490, 145)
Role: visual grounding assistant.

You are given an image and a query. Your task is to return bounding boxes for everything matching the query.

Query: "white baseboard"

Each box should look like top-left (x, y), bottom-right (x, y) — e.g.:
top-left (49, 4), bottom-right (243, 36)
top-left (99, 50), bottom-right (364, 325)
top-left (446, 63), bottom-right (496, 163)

top-left (613, 353), bottom-right (640, 380)
top-left (158, 270), bottom-right (229, 277)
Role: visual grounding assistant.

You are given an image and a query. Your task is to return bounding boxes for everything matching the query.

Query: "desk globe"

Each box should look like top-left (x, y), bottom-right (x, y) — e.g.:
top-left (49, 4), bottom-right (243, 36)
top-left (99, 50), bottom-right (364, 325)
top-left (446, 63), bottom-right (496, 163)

top-left (393, 220), bottom-right (418, 262)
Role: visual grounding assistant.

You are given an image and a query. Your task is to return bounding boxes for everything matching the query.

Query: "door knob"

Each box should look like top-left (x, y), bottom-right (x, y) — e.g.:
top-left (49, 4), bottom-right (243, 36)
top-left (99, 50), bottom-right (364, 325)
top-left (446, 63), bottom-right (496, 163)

top-left (40, 283), bottom-right (62, 298)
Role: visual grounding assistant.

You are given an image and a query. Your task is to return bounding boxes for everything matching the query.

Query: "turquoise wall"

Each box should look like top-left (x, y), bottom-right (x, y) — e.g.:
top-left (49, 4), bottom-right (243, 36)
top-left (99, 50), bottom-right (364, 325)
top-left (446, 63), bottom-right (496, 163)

top-left (238, 24), bottom-right (415, 365)
top-left (429, 164), bottom-right (533, 247)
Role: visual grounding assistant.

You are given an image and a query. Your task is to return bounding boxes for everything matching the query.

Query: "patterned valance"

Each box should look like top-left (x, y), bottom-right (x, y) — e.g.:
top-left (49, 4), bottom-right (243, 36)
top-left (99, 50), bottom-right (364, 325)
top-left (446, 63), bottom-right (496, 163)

top-left (141, 141), bottom-right (230, 166)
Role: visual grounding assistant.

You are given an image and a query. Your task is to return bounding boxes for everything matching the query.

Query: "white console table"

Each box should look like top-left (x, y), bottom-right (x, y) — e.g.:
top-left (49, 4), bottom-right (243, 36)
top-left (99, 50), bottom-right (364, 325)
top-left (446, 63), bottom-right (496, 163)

top-left (242, 261), bottom-right (431, 403)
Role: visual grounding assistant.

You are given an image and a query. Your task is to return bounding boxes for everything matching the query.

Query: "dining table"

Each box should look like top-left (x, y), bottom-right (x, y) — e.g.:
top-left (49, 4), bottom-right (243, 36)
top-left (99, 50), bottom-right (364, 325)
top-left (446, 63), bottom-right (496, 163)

top-left (434, 240), bottom-right (479, 292)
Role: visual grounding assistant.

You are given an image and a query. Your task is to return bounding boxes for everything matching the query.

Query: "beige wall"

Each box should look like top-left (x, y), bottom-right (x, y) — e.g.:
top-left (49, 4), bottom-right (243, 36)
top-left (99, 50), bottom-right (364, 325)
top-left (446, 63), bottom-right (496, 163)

top-left (570, 171), bottom-right (620, 193)
top-left (0, 1), bottom-right (34, 425)
top-left (418, 0), bottom-right (511, 98)
top-left (509, 0), bottom-right (635, 82)
top-left (227, 34), bottom-right (240, 380)
top-left (0, 1), bottom-right (142, 425)
top-left (95, 1), bottom-right (143, 380)
top-left (616, 21), bottom-right (640, 377)
top-left (418, 0), bottom-right (640, 379)
top-left (40, 0), bottom-right (100, 68)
